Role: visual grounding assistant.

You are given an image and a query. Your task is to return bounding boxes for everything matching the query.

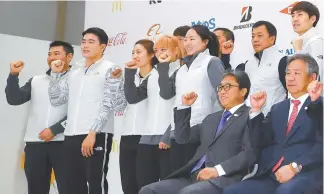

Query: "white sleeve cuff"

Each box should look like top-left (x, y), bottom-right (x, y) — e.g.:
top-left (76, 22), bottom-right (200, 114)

top-left (249, 110), bottom-right (261, 119)
top-left (215, 165), bottom-right (226, 176)
top-left (177, 105), bottom-right (191, 110)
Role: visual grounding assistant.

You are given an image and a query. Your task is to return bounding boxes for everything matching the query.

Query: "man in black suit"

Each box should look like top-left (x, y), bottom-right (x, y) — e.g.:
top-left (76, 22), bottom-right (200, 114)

top-left (139, 70), bottom-right (258, 194)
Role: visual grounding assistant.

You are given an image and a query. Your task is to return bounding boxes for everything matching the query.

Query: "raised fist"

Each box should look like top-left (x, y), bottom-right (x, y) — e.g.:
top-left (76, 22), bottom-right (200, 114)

top-left (111, 68), bottom-right (122, 78)
top-left (10, 60), bottom-right (24, 75)
top-left (292, 37), bottom-right (303, 52)
top-left (221, 41), bottom-right (234, 55)
top-left (308, 80), bottom-right (323, 102)
top-left (158, 53), bottom-right (172, 63)
top-left (51, 60), bottom-right (65, 73)
top-left (125, 61), bottom-right (138, 69)
top-left (250, 91), bottom-right (267, 112)
top-left (182, 92), bottom-right (198, 106)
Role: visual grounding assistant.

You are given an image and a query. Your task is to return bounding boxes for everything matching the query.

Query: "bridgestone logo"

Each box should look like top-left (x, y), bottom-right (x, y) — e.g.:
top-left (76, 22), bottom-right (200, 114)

top-left (233, 23), bottom-right (255, 30)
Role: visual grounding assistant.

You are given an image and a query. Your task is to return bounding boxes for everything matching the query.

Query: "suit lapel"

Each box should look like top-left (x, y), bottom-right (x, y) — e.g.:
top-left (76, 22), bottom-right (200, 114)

top-left (285, 97), bottom-right (311, 143)
top-left (212, 105), bottom-right (248, 143)
top-left (205, 113), bottom-right (222, 145)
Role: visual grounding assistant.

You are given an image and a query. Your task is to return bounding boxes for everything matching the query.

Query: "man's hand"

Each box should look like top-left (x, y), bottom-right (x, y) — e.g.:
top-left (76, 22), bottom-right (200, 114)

top-left (196, 167), bottom-right (219, 181)
top-left (158, 142), bottom-right (170, 150)
top-left (51, 60), bottom-right (65, 73)
top-left (307, 80), bottom-right (323, 102)
top-left (39, 128), bottom-right (54, 142)
top-left (182, 92), bottom-right (198, 106)
top-left (81, 131), bottom-right (96, 157)
top-left (221, 41), bottom-right (234, 55)
top-left (125, 61), bottom-right (138, 69)
top-left (158, 53), bottom-right (172, 63)
top-left (111, 68), bottom-right (122, 78)
top-left (10, 60), bottom-right (24, 75)
top-left (275, 165), bottom-right (296, 184)
top-left (292, 37), bottom-right (303, 52)
top-left (250, 91), bottom-right (267, 112)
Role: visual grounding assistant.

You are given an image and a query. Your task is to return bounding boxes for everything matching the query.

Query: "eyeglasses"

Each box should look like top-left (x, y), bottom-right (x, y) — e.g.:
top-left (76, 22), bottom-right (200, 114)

top-left (217, 84), bottom-right (239, 92)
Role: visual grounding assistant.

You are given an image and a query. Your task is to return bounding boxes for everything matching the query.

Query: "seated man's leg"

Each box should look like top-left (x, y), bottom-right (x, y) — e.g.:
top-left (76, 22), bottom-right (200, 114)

top-left (222, 178), bottom-right (277, 194)
top-left (276, 170), bottom-right (323, 194)
top-left (178, 180), bottom-right (221, 194)
top-left (139, 178), bottom-right (192, 194)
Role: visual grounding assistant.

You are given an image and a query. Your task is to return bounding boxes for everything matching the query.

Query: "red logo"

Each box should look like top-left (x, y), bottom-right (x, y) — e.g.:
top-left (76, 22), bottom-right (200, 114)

top-left (108, 32), bottom-right (127, 46)
top-left (280, 2), bottom-right (299, 15)
top-left (115, 111), bottom-right (124, 116)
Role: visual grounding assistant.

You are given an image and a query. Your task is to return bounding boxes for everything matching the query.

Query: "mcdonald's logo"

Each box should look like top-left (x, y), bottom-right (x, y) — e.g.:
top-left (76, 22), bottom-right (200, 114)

top-left (112, 0), bottom-right (122, 12)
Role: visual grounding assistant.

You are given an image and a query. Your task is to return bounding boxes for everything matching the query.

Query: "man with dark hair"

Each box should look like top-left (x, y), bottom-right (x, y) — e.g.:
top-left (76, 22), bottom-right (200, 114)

top-left (214, 28), bottom-right (235, 70)
top-left (5, 40), bottom-right (74, 194)
top-left (223, 53), bottom-right (323, 194)
top-left (139, 70), bottom-right (258, 194)
top-left (49, 27), bottom-right (127, 194)
top-left (236, 20), bottom-right (288, 115)
top-left (291, 1), bottom-right (323, 79)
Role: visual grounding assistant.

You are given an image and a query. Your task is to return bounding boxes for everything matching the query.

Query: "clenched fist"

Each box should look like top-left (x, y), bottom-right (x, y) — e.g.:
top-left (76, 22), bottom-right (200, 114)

top-left (292, 37), bottom-right (303, 52)
top-left (51, 60), bottom-right (65, 73)
top-left (111, 68), bottom-right (122, 78)
top-left (125, 61), bottom-right (138, 69)
top-left (308, 80), bottom-right (323, 102)
top-left (221, 41), bottom-right (234, 55)
top-left (182, 92), bottom-right (198, 106)
top-left (157, 53), bottom-right (172, 63)
top-left (10, 60), bottom-right (24, 75)
top-left (250, 91), bottom-right (267, 112)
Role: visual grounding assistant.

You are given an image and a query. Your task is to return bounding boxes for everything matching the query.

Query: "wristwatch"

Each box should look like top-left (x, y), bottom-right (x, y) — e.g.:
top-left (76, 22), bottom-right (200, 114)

top-left (291, 162), bottom-right (302, 174)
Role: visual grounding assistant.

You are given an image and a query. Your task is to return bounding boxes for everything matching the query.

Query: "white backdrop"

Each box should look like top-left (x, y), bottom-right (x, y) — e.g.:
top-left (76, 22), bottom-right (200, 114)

top-left (84, 1), bottom-right (323, 194)
top-left (1, 1), bottom-right (323, 194)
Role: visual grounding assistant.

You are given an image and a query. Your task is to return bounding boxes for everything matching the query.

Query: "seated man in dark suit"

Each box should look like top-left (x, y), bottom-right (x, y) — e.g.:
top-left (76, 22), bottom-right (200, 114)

top-left (139, 70), bottom-right (258, 194)
top-left (223, 53), bottom-right (323, 194)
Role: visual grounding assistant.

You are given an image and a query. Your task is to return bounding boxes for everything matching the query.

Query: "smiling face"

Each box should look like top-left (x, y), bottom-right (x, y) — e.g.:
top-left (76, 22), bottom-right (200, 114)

top-left (217, 75), bottom-right (247, 110)
top-left (184, 29), bottom-right (208, 56)
top-left (47, 46), bottom-right (72, 70)
top-left (81, 33), bottom-right (106, 60)
top-left (132, 43), bottom-right (153, 68)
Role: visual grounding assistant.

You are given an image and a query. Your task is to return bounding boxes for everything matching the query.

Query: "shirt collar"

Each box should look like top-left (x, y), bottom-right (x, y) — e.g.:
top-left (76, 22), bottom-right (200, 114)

top-left (225, 103), bottom-right (245, 115)
top-left (254, 45), bottom-right (279, 62)
top-left (289, 93), bottom-right (309, 106)
top-left (300, 27), bottom-right (317, 46)
top-left (83, 56), bottom-right (105, 67)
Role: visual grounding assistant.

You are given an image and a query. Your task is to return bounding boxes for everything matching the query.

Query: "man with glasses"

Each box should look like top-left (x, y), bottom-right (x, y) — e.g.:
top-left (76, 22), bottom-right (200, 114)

top-left (139, 70), bottom-right (259, 194)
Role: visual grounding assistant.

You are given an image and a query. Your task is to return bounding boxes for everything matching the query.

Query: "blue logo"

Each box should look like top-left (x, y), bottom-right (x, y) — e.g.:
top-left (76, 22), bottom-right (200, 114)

top-left (191, 18), bottom-right (216, 30)
top-left (279, 48), bottom-right (295, 56)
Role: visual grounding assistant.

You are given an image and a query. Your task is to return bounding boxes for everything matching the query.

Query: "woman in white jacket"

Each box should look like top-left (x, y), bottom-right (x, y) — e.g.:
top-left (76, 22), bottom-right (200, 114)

top-left (123, 37), bottom-right (183, 190)
top-left (157, 25), bottom-right (225, 173)
top-left (119, 39), bottom-right (154, 194)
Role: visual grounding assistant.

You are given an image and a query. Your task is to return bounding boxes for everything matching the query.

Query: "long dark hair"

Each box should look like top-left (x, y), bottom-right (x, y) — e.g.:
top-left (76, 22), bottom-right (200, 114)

top-left (134, 39), bottom-right (159, 66)
top-left (191, 25), bottom-right (220, 57)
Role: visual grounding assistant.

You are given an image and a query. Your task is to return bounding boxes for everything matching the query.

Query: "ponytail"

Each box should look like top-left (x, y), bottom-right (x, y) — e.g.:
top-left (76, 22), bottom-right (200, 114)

top-left (207, 32), bottom-right (220, 57)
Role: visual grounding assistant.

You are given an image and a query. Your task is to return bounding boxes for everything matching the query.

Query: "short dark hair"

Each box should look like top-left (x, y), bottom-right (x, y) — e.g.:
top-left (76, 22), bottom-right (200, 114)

top-left (173, 25), bottom-right (191, 37)
top-left (214, 28), bottom-right (235, 43)
top-left (82, 27), bottom-right (109, 45)
top-left (49, 40), bottom-right (74, 55)
top-left (292, 1), bottom-right (320, 27)
top-left (134, 39), bottom-right (159, 66)
top-left (191, 25), bottom-right (220, 57)
top-left (252, 21), bottom-right (277, 44)
top-left (222, 70), bottom-right (251, 100)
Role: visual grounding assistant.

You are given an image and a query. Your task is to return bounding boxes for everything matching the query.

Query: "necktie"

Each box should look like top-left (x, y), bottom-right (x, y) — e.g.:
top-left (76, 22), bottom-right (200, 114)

top-left (272, 100), bottom-right (301, 173)
top-left (191, 110), bottom-right (232, 173)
